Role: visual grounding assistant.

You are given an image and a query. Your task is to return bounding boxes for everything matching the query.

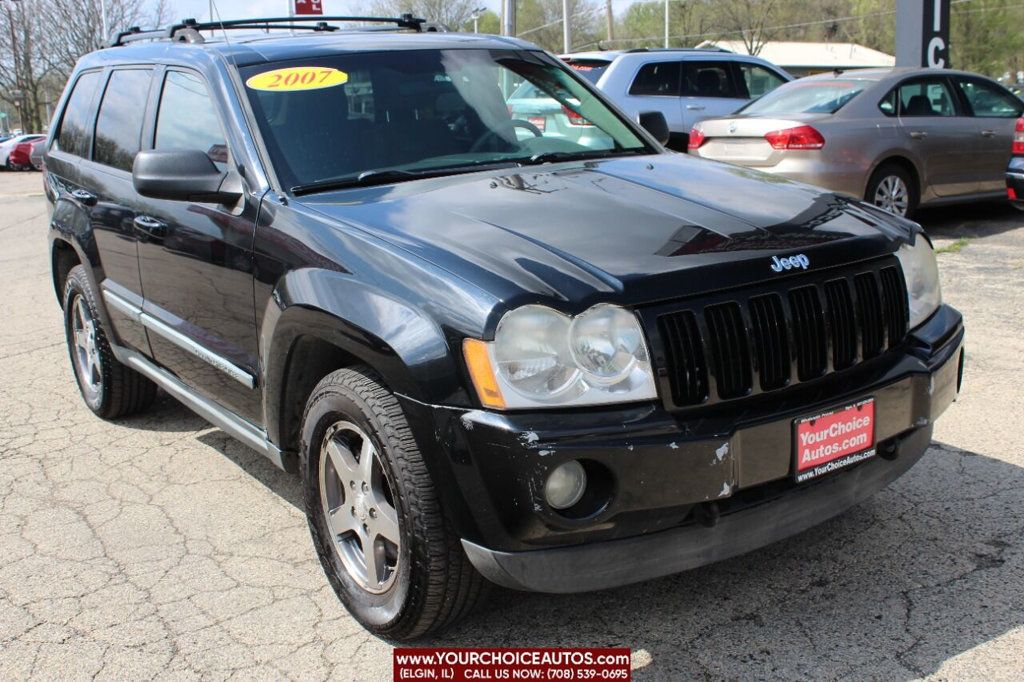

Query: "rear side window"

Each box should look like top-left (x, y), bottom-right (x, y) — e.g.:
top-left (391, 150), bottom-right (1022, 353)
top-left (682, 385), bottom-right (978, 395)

top-left (54, 72), bottom-right (102, 158)
top-left (629, 62), bottom-right (680, 96)
top-left (155, 71), bottom-right (229, 168)
top-left (94, 69), bottom-right (153, 171)
top-left (682, 62), bottom-right (740, 98)
top-left (955, 78), bottom-right (1022, 118)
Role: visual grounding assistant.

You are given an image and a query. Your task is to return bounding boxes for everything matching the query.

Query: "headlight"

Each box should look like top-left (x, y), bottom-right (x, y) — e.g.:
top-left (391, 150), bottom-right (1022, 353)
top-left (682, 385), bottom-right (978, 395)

top-left (895, 235), bottom-right (942, 329)
top-left (464, 304), bottom-right (657, 409)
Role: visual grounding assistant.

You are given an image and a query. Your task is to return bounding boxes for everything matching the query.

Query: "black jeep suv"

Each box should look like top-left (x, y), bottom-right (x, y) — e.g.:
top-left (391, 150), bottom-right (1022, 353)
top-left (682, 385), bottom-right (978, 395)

top-left (45, 16), bottom-right (964, 640)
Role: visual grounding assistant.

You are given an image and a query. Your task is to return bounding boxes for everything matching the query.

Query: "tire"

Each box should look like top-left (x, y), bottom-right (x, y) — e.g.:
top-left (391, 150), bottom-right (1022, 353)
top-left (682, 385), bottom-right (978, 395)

top-left (865, 162), bottom-right (919, 218)
top-left (300, 366), bottom-right (489, 640)
top-left (62, 265), bottom-right (157, 418)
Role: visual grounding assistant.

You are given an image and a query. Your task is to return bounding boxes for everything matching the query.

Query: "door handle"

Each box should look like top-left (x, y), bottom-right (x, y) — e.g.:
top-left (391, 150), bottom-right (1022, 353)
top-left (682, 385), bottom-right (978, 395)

top-left (908, 131), bottom-right (928, 139)
top-left (981, 129), bottom-right (996, 137)
top-left (70, 188), bottom-right (97, 206)
top-left (686, 105), bottom-right (706, 110)
top-left (133, 215), bottom-right (168, 239)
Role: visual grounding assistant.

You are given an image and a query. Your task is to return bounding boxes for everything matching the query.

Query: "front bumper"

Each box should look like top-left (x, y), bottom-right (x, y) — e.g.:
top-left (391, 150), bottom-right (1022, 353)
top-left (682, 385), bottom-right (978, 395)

top-left (401, 305), bottom-right (964, 593)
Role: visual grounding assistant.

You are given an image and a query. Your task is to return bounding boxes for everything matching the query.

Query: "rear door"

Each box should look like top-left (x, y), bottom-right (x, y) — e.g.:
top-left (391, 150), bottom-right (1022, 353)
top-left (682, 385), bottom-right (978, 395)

top-left (680, 60), bottom-right (748, 131)
top-left (894, 76), bottom-right (978, 197)
top-left (134, 68), bottom-right (262, 424)
top-left (952, 76), bottom-right (1024, 193)
top-left (72, 67), bottom-right (156, 354)
top-left (624, 60), bottom-right (684, 145)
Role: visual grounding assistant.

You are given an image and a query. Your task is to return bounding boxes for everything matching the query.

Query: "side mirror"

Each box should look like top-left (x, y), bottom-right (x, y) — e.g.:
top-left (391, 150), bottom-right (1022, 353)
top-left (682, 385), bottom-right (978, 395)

top-left (636, 111), bottom-right (670, 146)
top-left (132, 149), bottom-right (241, 204)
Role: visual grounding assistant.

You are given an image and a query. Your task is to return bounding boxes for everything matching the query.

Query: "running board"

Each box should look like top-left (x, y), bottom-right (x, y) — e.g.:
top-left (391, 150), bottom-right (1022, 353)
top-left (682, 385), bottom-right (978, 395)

top-left (110, 344), bottom-right (286, 470)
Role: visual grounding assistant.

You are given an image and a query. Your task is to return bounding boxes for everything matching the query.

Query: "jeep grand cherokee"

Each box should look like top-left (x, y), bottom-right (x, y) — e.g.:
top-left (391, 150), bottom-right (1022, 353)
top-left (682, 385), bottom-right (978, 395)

top-left (44, 16), bottom-right (964, 640)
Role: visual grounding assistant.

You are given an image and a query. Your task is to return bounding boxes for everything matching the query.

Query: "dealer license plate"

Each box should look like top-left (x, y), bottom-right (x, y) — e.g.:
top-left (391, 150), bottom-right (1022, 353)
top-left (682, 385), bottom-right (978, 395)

top-left (793, 398), bottom-right (876, 483)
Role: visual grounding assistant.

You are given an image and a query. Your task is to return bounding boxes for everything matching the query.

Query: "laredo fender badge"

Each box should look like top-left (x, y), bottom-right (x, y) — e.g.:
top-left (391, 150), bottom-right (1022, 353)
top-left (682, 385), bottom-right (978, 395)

top-left (245, 67), bottom-right (348, 92)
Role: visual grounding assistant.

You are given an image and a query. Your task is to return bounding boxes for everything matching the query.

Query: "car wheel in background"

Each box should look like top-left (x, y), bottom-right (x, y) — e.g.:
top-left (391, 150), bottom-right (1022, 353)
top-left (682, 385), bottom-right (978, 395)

top-left (300, 366), bottom-right (489, 640)
top-left (866, 162), bottom-right (918, 218)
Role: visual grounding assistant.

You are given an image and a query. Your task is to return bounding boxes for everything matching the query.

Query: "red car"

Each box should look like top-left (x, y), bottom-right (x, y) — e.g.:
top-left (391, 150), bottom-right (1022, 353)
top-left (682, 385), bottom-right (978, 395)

top-left (8, 139), bottom-right (44, 171)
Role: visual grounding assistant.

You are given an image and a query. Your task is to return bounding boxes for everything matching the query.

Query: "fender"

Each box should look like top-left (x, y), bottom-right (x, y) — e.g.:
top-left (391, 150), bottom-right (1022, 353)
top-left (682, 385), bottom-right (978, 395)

top-left (864, 151), bottom-right (923, 201)
top-left (261, 267), bottom-right (478, 448)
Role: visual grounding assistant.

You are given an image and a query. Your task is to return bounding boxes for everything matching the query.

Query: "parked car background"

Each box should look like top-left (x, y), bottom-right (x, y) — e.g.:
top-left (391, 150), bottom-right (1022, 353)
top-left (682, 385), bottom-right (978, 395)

top-left (506, 81), bottom-right (614, 149)
top-left (0, 133), bottom-right (45, 169)
top-left (29, 137), bottom-right (45, 170)
top-left (7, 141), bottom-right (35, 170)
top-left (688, 68), bottom-right (1023, 217)
top-left (1006, 115), bottom-right (1024, 209)
top-left (562, 48), bottom-right (792, 150)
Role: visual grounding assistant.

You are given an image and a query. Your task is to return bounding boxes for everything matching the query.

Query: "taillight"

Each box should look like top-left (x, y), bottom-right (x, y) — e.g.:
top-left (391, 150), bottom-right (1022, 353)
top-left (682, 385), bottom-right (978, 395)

top-left (1008, 186), bottom-right (1018, 201)
top-left (1012, 117), bottom-right (1024, 155)
top-left (688, 128), bottom-right (706, 150)
top-left (764, 125), bottom-right (825, 150)
top-left (561, 104), bottom-right (592, 126)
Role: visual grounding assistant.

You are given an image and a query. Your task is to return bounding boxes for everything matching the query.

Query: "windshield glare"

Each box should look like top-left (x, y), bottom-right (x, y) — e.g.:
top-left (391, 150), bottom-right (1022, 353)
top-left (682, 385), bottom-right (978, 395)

top-left (742, 80), bottom-right (868, 115)
top-left (240, 49), bottom-right (649, 191)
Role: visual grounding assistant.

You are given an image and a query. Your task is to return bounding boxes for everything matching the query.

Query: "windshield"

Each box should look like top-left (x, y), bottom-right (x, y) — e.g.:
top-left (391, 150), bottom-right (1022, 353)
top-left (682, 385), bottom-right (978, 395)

top-left (741, 79), bottom-right (868, 115)
top-left (240, 49), bottom-right (649, 192)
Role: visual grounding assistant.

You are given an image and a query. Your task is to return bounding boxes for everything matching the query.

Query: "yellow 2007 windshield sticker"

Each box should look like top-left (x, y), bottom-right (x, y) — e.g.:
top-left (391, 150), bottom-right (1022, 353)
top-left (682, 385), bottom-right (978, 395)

top-left (245, 67), bottom-right (348, 92)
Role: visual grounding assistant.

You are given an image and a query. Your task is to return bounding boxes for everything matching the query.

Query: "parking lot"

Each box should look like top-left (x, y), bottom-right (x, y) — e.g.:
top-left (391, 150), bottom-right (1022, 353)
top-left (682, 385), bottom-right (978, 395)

top-left (0, 169), bottom-right (1021, 680)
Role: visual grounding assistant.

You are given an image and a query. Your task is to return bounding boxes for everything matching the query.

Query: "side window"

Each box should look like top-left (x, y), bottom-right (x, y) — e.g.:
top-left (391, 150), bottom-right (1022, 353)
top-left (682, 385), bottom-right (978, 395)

top-left (878, 88), bottom-right (897, 116)
top-left (629, 62), bottom-right (681, 96)
top-left (682, 62), bottom-right (740, 99)
top-left (897, 79), bottom-right (956, 117)
top-left (94, 69), bottom-right (153, 171)
top-left (155, 71), bottom-right (229, 168)
top-left (54, 72), bottom-right (102, 158)
top-left (737, 63), bottom-right (786, 99)
top-left (956, 78), bottom-right (1023, 118)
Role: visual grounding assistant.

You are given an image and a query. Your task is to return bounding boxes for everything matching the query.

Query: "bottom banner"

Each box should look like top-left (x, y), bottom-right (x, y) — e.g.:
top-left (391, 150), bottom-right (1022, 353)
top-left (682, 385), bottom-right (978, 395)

top-left (393, 647), bottom-right (631, 681)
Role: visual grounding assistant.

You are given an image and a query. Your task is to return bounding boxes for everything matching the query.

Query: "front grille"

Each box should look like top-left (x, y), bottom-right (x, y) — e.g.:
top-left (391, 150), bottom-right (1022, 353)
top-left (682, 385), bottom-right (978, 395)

top-left (652, 259), bottom-right (909, 409)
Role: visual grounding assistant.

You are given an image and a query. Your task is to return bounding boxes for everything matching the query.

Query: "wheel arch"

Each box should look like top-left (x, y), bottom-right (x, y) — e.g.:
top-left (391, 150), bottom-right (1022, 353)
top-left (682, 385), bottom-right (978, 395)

top-left (261, 269), bottom-right (472, 456)
top-left (865, 154), bottom-right (922, 201)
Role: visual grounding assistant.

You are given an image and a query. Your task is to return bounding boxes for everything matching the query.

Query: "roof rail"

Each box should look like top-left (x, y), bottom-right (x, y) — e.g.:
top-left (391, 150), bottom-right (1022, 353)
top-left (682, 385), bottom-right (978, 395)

top-left (108, 14), bottom-right (427, 47)
top-left (623, 46), bottom-right (731, 53)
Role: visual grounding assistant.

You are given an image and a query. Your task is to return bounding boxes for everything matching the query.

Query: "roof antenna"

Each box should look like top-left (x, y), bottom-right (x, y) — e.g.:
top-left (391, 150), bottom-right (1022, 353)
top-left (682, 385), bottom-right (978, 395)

top-left (209, 0), bottom-right (230, 43)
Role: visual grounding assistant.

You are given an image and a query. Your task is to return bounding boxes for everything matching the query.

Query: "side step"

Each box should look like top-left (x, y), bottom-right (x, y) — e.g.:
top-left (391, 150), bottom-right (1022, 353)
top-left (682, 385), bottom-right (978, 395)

top-left (110, 343), bottom-right (287, 470)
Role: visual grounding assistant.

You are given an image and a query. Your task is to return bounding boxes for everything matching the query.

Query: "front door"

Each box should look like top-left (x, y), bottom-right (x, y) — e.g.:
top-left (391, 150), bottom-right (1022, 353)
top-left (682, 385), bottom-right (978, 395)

top-left (952, 76), bottom-right (1024, 193)
top-left (135, 69), bottom-right (262, 423)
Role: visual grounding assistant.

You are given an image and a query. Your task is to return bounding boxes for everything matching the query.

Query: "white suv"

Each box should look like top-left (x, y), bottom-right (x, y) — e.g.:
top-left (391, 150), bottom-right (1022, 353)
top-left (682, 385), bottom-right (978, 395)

top-left (563, 48), bottom-right (792, 150)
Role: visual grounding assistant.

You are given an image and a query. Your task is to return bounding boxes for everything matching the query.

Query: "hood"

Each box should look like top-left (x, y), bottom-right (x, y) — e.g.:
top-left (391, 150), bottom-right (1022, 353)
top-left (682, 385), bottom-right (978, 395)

top-left (302, 153), bottom-right (909, 310)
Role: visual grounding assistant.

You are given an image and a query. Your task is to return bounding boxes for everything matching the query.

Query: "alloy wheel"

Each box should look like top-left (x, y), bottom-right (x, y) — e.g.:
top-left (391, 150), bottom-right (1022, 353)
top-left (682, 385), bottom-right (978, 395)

top-left (71, 295), bottom-right (102, 402)
top-left (319, 420), bottom-right (401, 594)
top-left (873, 175), bottom-right (909, 216)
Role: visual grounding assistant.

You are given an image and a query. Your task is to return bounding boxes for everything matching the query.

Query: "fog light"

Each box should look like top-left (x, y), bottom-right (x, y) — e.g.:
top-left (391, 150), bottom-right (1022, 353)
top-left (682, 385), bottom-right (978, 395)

top-left (544, 461), bottom-right (587, 510)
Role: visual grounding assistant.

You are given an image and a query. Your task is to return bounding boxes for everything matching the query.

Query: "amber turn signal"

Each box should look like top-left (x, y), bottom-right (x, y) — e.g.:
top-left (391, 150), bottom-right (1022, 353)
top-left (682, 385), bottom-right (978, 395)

top-left (462, 338), bottom-right (506, 409)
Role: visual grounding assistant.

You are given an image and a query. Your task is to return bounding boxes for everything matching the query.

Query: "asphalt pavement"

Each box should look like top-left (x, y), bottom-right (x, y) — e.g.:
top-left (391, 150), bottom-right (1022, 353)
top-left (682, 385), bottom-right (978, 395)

top-left (0, 171), bottom-right (1021, 680)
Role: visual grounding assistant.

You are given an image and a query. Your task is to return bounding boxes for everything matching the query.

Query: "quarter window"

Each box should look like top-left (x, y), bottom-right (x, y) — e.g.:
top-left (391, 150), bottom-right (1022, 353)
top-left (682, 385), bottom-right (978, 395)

top-left (955, 78), bottom-right (1022, 118)
top-left (737, 63), bottom-right (786, 99)
top-left (629, 62), bottom-right (681, 96)
top-left (896, 79), bottom-right (956, 117)
top-left (155, 71), bottom-right (229, 168)
top-left (54, 72), bottom-right (102, 158)
top-left (94, 69), bottom-right (154, 171)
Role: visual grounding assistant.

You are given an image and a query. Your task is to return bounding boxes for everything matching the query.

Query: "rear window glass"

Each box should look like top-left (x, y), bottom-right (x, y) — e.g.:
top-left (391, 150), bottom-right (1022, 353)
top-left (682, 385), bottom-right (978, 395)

top-left (743, 80), bottom-right (867, 115)
top-left (562, 59), bottom-right (610, 84)
top-left (54, 72), bottom-right (103, 158)
top-left (94, 69), bottom-right (153, 172)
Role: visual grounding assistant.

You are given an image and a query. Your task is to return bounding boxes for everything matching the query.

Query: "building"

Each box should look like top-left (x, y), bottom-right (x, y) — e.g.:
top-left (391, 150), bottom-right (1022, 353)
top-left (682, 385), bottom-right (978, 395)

top-left (695, 40), bottom-right (895, 78)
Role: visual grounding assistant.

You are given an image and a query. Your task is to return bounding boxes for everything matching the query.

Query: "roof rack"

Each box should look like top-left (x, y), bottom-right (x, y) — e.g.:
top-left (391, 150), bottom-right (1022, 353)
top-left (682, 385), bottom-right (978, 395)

top-left (109, 14), bottom-right (427, 47)
top-left (624, 47), bottom-right (732, 53)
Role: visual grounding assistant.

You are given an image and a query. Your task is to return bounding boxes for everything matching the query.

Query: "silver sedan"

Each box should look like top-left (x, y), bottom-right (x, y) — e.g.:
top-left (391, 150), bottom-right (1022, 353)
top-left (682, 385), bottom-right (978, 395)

top-left (688, 67), bottom-right (1024, 217)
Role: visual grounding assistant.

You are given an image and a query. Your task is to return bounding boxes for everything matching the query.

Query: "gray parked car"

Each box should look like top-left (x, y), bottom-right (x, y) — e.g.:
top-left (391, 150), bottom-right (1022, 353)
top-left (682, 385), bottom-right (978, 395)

top-left (562, 48), bottom-right (792, 150)
top-left (689, 67), bottom-right (1024, 217)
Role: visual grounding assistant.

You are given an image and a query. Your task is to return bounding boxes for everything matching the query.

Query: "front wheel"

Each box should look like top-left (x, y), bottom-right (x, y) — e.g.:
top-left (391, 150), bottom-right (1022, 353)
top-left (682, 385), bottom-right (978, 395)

top-left (866, 163), bottom-right (918, 218)
top-left (300, 366), bottom-right (488, 640)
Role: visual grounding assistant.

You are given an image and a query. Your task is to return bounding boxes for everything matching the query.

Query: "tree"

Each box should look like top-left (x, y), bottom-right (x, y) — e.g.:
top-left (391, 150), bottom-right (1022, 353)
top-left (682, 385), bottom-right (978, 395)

top-left (368, 0), bottom-right (481, 29)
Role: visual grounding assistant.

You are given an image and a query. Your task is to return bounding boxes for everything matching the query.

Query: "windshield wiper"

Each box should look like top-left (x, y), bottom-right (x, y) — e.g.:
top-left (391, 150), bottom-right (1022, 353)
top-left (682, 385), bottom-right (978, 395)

top-left (514, 148), bottom-right (649, 167)
top-left (291, 161), bottom-right (520, 196)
